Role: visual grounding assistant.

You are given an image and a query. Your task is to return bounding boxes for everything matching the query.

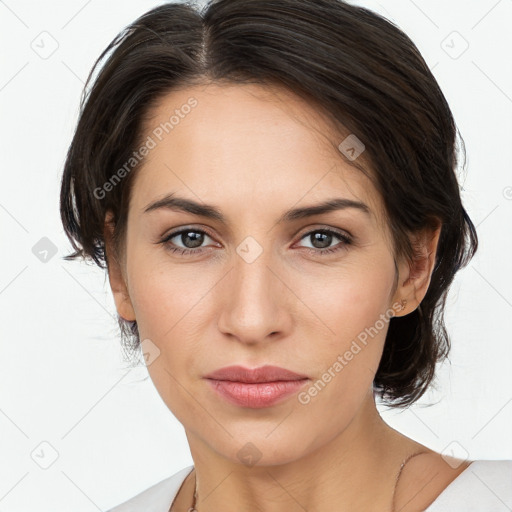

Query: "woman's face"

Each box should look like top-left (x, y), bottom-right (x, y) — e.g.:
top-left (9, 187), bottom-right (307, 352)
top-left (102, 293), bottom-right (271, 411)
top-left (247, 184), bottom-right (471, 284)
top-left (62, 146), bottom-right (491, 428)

top-left (110, 82), bottom-right (411, 465)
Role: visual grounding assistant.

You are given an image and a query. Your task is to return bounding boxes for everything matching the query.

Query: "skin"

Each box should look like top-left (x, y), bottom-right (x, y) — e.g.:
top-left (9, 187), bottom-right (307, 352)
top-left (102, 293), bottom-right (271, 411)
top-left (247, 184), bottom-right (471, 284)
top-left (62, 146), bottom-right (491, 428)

top-left (104, 83), bottom-right (470, 511)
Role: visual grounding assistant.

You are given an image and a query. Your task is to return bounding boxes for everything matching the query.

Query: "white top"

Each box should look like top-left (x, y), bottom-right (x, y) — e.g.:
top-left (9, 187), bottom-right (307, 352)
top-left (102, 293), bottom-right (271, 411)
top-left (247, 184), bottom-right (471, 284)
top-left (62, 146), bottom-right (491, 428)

top-left (106, 459), bottom-right (512, 511)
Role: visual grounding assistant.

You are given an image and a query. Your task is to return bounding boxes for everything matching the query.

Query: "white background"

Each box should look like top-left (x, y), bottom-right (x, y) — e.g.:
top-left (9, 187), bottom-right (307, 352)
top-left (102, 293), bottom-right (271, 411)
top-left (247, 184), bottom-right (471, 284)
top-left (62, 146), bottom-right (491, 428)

top-left (0, 0), bottom-right (511, 510)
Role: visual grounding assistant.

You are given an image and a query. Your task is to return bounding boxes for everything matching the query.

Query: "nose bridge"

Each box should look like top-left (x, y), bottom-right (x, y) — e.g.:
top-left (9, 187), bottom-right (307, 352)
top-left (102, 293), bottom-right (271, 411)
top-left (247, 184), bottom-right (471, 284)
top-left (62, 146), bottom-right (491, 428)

top-left (218, 235), bottom-right (287, 342)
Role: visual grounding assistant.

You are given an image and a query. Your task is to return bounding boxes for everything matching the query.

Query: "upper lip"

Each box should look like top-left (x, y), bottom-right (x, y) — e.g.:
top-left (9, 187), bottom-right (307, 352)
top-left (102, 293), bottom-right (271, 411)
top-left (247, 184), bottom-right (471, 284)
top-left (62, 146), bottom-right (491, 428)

top-left (204, 365), bottom-right (308, 383)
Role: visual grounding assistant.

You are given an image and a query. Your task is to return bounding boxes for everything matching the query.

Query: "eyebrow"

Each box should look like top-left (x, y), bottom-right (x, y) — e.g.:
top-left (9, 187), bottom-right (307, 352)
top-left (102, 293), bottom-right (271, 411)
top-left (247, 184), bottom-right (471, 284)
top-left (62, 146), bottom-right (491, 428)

top-left (143, 194), bottom-right (371, 224)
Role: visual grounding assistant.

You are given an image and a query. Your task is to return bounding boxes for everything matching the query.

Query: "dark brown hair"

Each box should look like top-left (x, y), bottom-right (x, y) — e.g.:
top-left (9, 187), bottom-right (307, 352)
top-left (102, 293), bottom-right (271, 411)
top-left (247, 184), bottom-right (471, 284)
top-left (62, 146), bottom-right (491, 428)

top-left (60, 0), bottom-right (478, 407)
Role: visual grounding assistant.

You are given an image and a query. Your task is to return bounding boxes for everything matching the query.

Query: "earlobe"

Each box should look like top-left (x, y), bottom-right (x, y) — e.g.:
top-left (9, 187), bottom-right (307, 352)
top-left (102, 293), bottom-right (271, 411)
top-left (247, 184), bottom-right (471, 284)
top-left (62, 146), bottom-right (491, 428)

top-left (392, 222), bottom-right (442, 316)
top-left (103, 212), bottom-right (136, 322)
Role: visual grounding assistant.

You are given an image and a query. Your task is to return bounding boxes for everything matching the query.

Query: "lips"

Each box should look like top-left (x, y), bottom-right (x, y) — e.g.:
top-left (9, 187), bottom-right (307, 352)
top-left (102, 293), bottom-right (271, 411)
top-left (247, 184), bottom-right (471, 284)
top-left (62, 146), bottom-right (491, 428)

top-left (204, 364), bottom-right (308, 383)
top-left (203, 365), bottom-right (310, 408)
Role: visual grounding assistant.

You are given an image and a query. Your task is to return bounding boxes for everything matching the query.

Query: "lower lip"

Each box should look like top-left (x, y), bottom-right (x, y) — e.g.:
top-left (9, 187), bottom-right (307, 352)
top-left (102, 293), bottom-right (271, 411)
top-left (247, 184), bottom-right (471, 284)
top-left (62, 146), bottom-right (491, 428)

top-left (206, 379), bottom-right (309, 408)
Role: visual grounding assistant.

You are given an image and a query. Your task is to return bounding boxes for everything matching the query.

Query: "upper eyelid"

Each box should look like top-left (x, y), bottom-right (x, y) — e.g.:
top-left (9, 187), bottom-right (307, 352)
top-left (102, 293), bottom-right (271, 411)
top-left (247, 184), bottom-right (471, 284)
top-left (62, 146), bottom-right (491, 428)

top-left (163, 225), bottom-right (217, 242)
top-left (295, 225), bottom-right (351, 239)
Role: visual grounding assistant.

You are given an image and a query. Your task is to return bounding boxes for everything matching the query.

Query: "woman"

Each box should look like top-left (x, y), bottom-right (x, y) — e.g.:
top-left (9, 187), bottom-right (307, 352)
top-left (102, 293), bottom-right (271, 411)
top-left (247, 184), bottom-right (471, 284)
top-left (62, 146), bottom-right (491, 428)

top-left (59, 0), bottom-right (512, 510)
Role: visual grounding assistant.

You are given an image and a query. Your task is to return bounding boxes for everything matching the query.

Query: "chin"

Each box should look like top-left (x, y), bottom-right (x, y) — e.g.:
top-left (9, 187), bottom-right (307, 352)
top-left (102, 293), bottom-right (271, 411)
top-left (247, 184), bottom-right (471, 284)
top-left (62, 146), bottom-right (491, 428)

top-left (198, 427), bottom-right (320, 469)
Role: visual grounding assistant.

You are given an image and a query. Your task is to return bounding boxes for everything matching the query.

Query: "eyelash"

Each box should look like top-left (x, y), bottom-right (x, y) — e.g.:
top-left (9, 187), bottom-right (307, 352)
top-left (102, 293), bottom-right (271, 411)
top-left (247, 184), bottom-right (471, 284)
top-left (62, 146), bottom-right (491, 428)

top-left (158, 227), bottom-right (352, 257)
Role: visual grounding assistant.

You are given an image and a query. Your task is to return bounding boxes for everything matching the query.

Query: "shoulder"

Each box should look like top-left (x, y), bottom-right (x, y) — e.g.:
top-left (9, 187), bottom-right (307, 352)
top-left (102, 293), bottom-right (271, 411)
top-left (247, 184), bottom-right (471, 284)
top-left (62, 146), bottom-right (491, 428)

top-left (105, 465), bottom-right (194, 512)
top-left (425, 459), bottom-right (512, 511)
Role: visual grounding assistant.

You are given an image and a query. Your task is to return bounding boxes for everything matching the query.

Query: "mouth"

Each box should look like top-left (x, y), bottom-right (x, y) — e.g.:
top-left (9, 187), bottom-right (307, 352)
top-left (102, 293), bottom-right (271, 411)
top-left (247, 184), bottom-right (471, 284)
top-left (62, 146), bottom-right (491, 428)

top-left (204, 365), bottom-right (310, 408)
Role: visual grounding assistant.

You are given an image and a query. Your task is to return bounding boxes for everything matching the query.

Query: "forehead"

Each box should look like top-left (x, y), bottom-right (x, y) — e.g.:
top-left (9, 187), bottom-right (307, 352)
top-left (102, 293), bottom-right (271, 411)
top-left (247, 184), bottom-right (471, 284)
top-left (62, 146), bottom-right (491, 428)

top-left (131, 82), bottom-right (385, 226)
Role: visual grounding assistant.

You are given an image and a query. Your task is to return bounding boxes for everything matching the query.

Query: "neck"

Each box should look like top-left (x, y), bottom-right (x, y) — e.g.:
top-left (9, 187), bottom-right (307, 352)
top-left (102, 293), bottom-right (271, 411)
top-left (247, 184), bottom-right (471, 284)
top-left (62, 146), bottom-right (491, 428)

top-left (183, 392), bottom-right (426, 512)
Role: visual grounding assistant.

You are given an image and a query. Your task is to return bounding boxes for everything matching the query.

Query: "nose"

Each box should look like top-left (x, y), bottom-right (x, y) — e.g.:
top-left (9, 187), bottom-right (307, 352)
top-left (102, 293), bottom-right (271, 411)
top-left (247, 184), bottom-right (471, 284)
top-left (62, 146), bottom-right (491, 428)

top-left (216, 240), bottom-right (292, 345)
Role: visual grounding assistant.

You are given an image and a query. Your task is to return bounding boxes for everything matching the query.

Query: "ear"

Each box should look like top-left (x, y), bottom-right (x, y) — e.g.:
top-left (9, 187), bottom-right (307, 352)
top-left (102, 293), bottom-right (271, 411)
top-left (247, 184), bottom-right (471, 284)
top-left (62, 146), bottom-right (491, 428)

top-left (391, 221), bottom-right (442, 317)
top-left (104, 211), bottom-right (136, 322)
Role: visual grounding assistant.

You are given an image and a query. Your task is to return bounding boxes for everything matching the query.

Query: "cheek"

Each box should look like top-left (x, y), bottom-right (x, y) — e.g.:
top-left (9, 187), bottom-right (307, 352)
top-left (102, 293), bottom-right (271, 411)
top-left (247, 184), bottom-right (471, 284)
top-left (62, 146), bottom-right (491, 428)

top-left (126, 253), bottom-right (211, 337)
top-left (298, 261), bottom-right (395, 393)
top-left (125, 254), bottom-right (223, 385)
top-left (305, 260), bottom-right (395, 341)
top-left (125, 258), bottom-right (217, 421)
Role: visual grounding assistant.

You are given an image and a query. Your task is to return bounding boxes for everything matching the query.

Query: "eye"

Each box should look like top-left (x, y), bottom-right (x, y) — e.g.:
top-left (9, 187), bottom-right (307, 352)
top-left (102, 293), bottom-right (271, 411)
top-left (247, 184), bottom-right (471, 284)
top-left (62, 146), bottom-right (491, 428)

top-left (159, 228), bottom-right (217, 256)
top-left (295, 228), bottom-right (352, 255)
top-left (158, 226), bottom-right (352, 257)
